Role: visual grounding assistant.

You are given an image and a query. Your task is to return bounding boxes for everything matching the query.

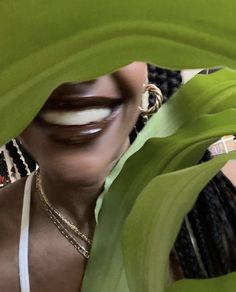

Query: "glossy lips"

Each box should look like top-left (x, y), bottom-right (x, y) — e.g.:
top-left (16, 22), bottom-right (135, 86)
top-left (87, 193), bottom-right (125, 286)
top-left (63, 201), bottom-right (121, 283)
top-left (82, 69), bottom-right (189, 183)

top-left (37, 87), bottom-right (123, 144)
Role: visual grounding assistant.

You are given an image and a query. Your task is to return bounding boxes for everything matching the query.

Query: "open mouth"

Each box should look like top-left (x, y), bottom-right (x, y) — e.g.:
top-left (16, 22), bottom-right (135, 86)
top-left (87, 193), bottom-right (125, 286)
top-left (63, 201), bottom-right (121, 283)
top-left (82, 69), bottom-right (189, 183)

top-left (37, 95), bottom-right (123, 144)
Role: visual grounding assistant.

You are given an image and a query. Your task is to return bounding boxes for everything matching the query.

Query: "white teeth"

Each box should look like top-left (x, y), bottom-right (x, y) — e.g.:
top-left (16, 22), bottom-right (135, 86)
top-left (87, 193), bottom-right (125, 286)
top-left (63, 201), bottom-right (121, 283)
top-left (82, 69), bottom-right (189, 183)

top-left (41, 108), bottom-right (112, 126)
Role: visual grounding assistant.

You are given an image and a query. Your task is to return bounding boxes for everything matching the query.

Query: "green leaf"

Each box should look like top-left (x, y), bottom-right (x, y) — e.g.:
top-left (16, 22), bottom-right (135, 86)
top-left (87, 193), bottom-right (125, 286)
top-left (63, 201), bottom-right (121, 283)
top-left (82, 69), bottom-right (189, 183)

top-left (2, 2), bottom-right (236, 291)
top-left (1, 1), bottom-right (236, 145)
top-left (102, 68), bottom-right (236, 190)
top-left (123, 152), bottom-right (236, 292)
top-left (83, 67), bottom-right (236, 292)
top-left (82, 109), bottom-right (236, 292)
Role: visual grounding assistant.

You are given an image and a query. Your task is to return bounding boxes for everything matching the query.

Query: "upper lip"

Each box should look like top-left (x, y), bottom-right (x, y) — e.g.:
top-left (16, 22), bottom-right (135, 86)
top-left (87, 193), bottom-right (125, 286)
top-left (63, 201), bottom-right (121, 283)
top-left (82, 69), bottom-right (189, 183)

top-left (42, 82), bottom-right (123, 111)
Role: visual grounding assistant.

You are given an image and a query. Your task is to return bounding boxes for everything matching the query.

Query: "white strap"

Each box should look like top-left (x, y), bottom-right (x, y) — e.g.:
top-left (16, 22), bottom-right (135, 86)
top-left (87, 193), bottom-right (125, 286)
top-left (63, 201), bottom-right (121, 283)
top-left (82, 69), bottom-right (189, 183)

top-left (19, 172), bottom-right (34, 292)
top-left (221, 137), bottom-right (229, 154)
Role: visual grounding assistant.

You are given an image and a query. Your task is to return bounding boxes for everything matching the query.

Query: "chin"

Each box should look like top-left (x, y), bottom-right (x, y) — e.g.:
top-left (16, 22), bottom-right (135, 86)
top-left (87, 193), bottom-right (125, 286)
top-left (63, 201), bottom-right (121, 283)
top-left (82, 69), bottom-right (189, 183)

top-left (40, 153), bottom-right (116, 187)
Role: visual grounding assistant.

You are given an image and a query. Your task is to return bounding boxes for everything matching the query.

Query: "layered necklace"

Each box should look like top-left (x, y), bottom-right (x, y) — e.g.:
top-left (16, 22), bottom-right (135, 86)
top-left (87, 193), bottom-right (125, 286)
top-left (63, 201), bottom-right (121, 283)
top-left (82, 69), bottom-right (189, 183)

top-left (35, 171), bottom-right (92, 259)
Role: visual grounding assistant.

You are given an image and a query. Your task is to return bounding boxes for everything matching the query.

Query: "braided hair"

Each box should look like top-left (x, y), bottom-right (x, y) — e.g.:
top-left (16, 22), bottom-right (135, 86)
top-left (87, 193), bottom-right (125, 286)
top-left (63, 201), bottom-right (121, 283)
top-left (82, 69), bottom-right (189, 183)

top-left (176, 152), bottom-right (236, 278)
top-left (132, 65), bottom-right (236, 279)
top-left (0, 139), bottom-right (36, 186)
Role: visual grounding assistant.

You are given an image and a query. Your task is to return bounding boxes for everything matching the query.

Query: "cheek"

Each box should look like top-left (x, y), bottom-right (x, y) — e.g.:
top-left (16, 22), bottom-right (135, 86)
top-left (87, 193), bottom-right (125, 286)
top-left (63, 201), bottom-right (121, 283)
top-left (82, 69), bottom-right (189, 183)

top-left (122, 66), bottom-right (147, 111)
top-left (121, 62), bottom-right (148, 91)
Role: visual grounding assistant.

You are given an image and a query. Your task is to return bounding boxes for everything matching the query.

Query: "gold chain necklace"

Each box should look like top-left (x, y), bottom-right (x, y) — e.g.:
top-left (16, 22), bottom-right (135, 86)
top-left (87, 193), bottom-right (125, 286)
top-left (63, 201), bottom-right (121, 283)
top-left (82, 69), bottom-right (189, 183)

top-left (35, 171), bottom-right (92, 259)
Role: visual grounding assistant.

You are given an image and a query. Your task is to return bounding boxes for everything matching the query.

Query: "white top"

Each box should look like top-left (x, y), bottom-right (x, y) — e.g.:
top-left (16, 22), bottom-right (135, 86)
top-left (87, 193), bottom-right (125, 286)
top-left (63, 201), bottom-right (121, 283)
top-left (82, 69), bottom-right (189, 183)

top-left (19, 172), bottom-right (34, 292)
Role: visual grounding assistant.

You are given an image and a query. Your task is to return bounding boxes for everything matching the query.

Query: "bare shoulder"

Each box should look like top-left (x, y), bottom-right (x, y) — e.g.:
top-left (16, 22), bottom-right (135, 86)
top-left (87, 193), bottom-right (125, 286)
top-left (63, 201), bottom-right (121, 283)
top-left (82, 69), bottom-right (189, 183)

top-left (0, 178), bottom-right (28, 291)
top-left (0, 177), bottom-right (27, 243)
top-left (222, 160), bottom-right (236, 187)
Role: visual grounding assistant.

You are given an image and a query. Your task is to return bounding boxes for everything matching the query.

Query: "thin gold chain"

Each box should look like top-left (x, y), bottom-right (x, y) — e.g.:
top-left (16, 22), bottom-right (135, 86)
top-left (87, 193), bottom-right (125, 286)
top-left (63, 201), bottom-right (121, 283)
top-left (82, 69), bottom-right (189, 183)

top-left (35, 171), bottom-right (91, 259)
top-left (41, 199), bottom-right (90, 259)
top-left (36, 171), bottom-right (92, 245)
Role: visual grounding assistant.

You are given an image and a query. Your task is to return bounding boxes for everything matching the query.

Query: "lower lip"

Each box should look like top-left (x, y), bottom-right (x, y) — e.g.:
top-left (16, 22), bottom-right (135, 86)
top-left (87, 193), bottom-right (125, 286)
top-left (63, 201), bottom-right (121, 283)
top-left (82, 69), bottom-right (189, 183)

top-left (36, 105), bottom-right (122, 145)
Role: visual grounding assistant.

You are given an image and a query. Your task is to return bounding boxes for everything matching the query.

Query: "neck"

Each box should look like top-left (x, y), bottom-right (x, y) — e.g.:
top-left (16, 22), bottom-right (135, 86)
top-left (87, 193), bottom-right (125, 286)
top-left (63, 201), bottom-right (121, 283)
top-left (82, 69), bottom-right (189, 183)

top-left (37, 170), bottom-right (104, 224)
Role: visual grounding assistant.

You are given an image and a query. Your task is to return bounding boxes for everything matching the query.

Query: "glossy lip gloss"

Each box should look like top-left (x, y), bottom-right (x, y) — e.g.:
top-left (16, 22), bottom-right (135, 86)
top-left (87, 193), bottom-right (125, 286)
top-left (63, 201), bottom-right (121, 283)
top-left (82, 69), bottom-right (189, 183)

top-left (36, 95), bottom-right (124, 145)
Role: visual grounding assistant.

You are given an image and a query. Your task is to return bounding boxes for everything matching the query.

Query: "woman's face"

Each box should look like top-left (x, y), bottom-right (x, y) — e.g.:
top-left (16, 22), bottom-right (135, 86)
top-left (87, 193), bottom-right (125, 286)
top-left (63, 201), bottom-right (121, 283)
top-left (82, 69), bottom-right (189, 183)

top-left (20, 62), bottom-right (148, 185)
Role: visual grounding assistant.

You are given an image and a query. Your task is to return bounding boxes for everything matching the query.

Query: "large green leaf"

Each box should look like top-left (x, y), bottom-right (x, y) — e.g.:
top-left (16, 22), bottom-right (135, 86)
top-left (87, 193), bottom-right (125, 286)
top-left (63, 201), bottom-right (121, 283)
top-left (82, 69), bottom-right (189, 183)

top-left (123, 152), bottom-right (236, 292)
top-left (83, 69), bottom-right (236, 291)
top-left (2, 2), bottom-right (236, 291)
top-left (82, 109), bottom-right (236, 292)
top-left (1, 1), bottom-right (236, 145)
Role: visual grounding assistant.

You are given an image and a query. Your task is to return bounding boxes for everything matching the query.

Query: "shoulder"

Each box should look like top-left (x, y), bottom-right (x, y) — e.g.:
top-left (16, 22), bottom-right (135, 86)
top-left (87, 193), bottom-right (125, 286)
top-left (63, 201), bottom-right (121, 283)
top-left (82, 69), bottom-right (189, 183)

top-left (0, 177), bottom-right (27, 241)
top-left (0, 178), bottom-right (27, 292)
top-left (0, 177), bottom-right (27, 214)
top-left (222, 160), bottom-right (236, 188)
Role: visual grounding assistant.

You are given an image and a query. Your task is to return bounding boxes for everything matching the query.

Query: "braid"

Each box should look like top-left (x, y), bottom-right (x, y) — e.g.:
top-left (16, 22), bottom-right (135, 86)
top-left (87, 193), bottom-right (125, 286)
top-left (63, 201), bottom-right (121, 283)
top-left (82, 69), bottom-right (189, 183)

top-left (142, 65), bottom-right (236, 279)
top-left (176, 151), bottom-right (236, 278)
top-left (5, 140), bottom-right (28, 177)
top-left (186, 207), bottom-right (210, 277)
top-left (193, 182), bottom-right (229, 276)
top-left (175, 154), bottom-right (220, 277)
top-left (213, 172), bottom-right (236, 237)
top-left (15, 139), bottom-right (36, 172)
top-left (0, 150), bottom-right (10, 187)
top-left (174, 220), bottom-right (206, 278)
top-left (147, 64), bottom-right (182, 102)
top-left (212, 173), bottom-right (236, 271)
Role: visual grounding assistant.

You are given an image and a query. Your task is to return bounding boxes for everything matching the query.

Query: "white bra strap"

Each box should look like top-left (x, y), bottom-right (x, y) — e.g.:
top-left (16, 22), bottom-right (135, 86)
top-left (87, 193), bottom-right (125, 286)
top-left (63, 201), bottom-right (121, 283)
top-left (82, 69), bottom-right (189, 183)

top-left (19, 172), bottom-right (34, 292)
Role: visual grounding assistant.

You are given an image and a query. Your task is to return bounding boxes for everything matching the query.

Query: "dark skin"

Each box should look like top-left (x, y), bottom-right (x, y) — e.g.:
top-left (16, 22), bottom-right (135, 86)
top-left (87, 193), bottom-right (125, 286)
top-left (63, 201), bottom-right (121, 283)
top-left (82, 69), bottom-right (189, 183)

top-left (0, 62), bottom-right (148, 291)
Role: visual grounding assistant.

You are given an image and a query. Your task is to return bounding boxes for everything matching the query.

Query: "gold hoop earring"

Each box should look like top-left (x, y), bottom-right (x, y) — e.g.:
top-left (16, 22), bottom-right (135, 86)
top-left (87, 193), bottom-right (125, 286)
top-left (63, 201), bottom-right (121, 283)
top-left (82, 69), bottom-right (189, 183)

top-left (139, 84), bottom-right (163, 118)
